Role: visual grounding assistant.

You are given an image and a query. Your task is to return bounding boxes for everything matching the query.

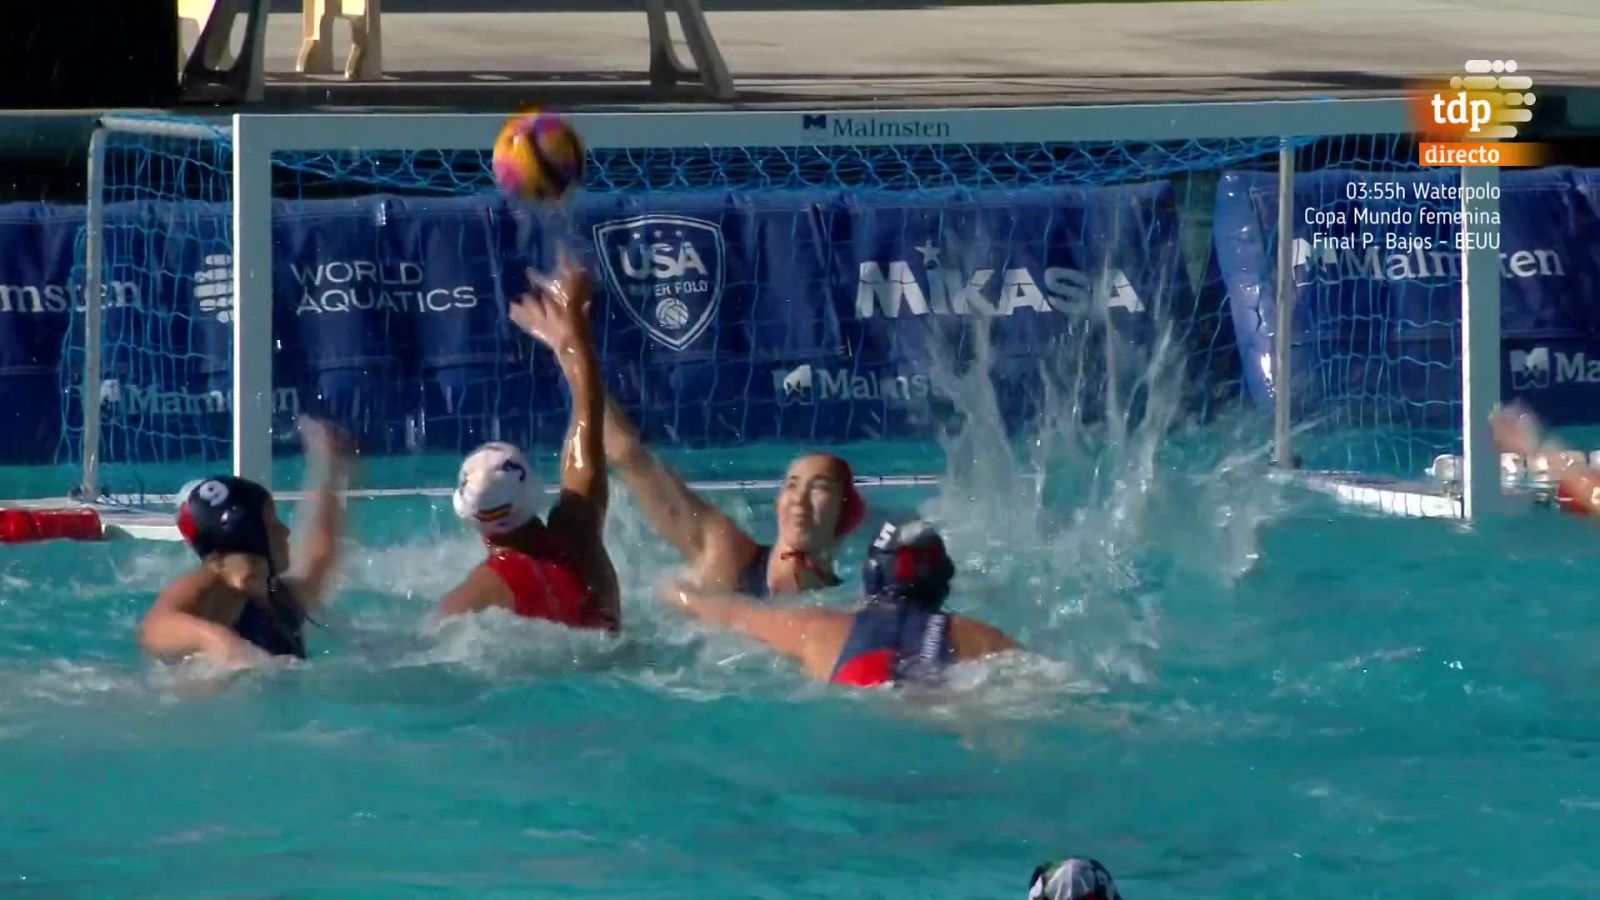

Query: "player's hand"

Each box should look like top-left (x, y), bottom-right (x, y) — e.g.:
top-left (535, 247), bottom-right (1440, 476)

top-left (298, 416), bottom-right (355, 469)
top-left (511, 249), bottom-right (595, 352)
top-left (1491, 402), bottom-right (1544, 458)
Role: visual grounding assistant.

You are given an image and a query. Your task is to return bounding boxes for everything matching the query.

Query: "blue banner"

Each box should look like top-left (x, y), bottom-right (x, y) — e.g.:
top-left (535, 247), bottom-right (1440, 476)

top-left (833, 183), bottom-right (1180, 434)
top-left (0, 204), bottom-right (83, 464)
top-left (1216, 166), bottom-right (1600, 428)
top-left (0, 168), bottom-right (1594, 467)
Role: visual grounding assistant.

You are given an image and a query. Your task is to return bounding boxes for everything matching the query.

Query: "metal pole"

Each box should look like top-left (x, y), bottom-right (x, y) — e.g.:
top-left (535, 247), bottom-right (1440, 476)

top-left (1272, 140), bottom-right (1297, 468)
top-left (1460, 164), bottom-right (1502, 520)
top-left (232, 114), bottom-right (273, 488)
top-left (80, 126), bottom-right (108, 500)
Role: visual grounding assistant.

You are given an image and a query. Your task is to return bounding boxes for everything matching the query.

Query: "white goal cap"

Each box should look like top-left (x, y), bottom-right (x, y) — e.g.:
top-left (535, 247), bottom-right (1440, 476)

top-left (453, 442), bottom-right (543, 537)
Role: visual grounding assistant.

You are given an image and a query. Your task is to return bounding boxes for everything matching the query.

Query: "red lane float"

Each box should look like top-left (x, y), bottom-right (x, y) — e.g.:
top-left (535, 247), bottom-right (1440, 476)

top-left (0, 507), bottom-right (105, 544)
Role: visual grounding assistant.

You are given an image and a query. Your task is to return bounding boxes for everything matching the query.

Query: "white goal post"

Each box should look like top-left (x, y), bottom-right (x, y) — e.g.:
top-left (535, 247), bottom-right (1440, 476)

top-left (77, 99), bottom-right (1502, 519)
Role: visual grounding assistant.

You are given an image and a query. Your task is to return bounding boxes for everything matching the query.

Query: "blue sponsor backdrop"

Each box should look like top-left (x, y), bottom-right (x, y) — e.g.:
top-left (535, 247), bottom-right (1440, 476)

top-left (0, 168), bottom-right (1596, 466)
top-left (1218, 166), bottom-right (1600, 430)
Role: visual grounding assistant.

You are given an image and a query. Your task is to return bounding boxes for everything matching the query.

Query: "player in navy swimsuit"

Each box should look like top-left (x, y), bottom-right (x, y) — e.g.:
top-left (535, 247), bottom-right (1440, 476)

top-left (601, 395), bottom-right (866, 600)
top-left (140, 418), bottom-right (351, 666)
top-left (658, 520), bottom-right (1019, 688)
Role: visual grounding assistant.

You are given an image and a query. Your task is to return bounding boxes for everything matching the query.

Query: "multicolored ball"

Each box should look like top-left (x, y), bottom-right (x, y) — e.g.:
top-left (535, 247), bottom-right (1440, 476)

top-left (492, 111), bottom-right (585, 202)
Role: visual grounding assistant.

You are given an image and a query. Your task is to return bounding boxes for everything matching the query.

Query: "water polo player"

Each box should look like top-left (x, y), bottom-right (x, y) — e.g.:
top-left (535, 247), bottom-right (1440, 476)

top-left (1493, 401), bottom-right (1600, 515)
top-left (658, 520), bottom-right (1018, 687)
top-left (601, 397), bottom-right (865, 599)
top-left (140, 417), bottom-right (352, 666)
top-left (439, 256), bottom-right (620, 631)
top-left (1026, 857), bottom-right (1122, 900)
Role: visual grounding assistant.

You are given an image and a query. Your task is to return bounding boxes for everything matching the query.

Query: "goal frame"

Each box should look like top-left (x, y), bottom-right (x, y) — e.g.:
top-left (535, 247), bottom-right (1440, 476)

top-left (80, 99), bottom-right (1500, 518)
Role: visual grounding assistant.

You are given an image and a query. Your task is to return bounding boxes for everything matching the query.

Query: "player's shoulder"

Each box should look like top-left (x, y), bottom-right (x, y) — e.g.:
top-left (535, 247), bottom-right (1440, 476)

top-left (468, 556), bottom-right (522, 598)
top-left (153, 566), bottom-right (225, 613)
top-left (163, 565), bottom-right (222, 597)
top-left (948, 613), bottom-right (1019, 657)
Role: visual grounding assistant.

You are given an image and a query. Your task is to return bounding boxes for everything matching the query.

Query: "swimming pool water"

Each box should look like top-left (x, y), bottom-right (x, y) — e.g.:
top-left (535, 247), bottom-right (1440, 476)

top-left (6, 427), bottom-right (1600, 899)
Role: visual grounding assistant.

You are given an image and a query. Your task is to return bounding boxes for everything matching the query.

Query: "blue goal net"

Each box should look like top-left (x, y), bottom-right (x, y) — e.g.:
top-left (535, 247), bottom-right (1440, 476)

top-left (27, 110), bottom-right (1534, 500)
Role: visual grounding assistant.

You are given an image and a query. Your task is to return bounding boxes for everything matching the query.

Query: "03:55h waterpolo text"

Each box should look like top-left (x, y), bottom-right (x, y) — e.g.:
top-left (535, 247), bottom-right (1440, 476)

top-left (1305, 179), bottom-right (1501, 253)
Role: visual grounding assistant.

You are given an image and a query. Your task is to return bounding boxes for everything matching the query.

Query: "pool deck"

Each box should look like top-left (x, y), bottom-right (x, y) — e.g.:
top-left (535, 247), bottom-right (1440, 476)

top-left (251, 0), bottom-right (1600, 113)
top-left (4, 0), bottom-right (1599, 158)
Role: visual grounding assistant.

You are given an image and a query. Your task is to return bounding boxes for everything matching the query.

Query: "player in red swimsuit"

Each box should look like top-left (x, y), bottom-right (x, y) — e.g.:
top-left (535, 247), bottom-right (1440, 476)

top-left (1493, 401), bottom-right (1600, 516)
top-left (657, 520), bottom-right (1018, 688)
top-left (438, 255), bottom-right (620, 632)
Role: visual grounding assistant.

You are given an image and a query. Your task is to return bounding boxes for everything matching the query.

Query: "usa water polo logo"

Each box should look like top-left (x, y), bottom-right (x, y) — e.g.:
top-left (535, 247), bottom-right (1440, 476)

top-left (593, 215), bottom-right (725, 352)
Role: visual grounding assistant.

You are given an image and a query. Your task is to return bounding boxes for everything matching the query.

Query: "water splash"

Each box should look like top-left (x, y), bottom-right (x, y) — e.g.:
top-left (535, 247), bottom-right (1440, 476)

top-left (909, 233), bottom-right (1291, 687)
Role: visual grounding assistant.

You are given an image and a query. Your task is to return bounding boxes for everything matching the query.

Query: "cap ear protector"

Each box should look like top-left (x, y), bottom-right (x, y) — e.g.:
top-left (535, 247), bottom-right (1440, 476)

top-left (175, 476), bottom-right (275, 563)
top-left (861, 520), bottom-right (955, 610)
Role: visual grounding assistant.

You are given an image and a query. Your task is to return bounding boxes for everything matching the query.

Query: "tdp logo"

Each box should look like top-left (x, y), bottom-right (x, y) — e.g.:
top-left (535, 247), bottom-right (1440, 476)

top-left (593, 215), bottom-right (724, 352)
top-left (1418, 59), bottom-right (1534, 141)
top-left (1509, 346), bottom-right (1600, 390)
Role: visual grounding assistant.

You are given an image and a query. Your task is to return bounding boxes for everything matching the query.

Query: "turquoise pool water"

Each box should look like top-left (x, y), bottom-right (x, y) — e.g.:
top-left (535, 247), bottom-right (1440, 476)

top-left (6, 418), bottom-right (1600, 899)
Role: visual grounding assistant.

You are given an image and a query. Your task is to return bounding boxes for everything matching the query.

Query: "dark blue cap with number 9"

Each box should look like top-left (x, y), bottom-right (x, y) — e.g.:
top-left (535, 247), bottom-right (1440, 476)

top-left (175, 475), bottom-right (274, 561)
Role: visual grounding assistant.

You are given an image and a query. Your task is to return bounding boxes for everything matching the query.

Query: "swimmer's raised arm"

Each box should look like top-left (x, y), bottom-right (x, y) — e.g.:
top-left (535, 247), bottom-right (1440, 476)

top-left (512, 254), bottom-right (608, 537)
top-left (285, 417), bottom-right (354, 613)
top-left (604, 393), bottom-right (754, 571)
top-left (140, 570), bottom-right (262, 667)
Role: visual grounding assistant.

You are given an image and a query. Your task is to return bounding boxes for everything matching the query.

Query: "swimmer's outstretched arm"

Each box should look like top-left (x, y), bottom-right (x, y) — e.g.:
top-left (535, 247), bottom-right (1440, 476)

top-left (140, 572), bottom-right (263, 667)
top-left (659, 580), bottom-right (844, 679)
top-left (603, 393), bottom-right (755, 576)
top-left (286, 417), bottom-right (354, 613)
